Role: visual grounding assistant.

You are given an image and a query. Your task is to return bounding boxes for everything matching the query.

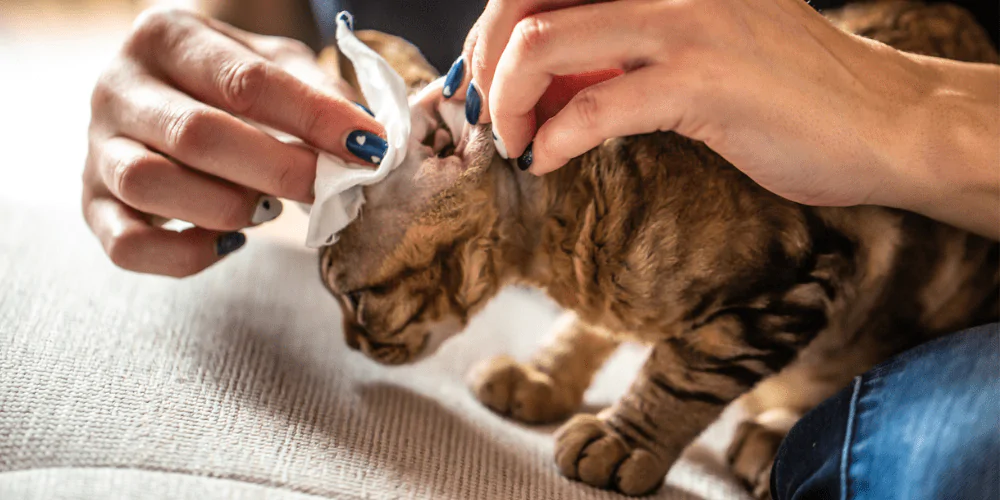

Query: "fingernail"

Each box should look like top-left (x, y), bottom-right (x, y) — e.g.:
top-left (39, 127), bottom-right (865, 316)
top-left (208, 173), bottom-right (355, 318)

top-left (216, 232), bottom-right (246, 256)
top-left (443, 57), bottom-right (465, 99)
top-left (251, 195), bottom-right (283, 224)
top-left (517, 142), bottom-right (533, 171)
top-left (492, 128), bottom-right (509, 159)
top-left (354, 102), bottom-right (374, 117)
top-left (465, 81), bottom-right (481, 125)
top-left (337, 11), bottom-right (354, 31)
top-left (345, 130), bottom-right (388, 165)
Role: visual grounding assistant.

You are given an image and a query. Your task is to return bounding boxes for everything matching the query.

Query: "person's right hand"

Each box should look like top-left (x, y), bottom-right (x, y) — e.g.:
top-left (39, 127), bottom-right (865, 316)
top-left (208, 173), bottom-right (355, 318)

top-left (84, 8), bottom-right (387, 277)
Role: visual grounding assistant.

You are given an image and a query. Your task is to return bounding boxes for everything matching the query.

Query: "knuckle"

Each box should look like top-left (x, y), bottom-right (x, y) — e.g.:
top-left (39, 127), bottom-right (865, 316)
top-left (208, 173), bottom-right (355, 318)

top-left (112, 154), bottom-right (158, 205)
top-left (297, 103), bottom-right (327, 143)
top-left (572, 88), bottom-right (604, 131)
top-left (89, 76), bottom-right (116, 116)
top-left (470, 52), bottom-right (488, 82)
top-left (91, 59), bottom-right (132, 118)
top-left (163, 107), bottom-right (218, 156)
top-left (127, 7), bottom-right (183, 53)
top-left (269, 159), bottom-right (310, 200)
top-left (218, 59), bottom-right (269, 114)
top-left (513, 16), bottom-right (550, 55)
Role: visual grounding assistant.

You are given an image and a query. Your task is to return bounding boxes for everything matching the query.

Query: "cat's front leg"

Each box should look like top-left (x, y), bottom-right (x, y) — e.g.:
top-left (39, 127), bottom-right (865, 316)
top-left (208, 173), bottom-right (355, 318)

top-left (555, 312), bottom-right (819, 495)
top-left (469, 313), bottom-right (619, 424)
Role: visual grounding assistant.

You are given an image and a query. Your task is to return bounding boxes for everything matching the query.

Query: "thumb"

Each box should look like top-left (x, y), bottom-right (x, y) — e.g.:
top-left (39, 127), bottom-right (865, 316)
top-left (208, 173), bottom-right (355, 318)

top-left (529, 67), bottom-right (687, 175)
top-left (535, 69), bottom-right (624, 124)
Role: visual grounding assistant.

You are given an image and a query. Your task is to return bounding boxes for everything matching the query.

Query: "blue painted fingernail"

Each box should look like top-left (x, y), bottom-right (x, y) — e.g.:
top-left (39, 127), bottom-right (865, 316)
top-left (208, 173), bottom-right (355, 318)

top-left (346, 130), bottom-right (388, 165)
top-left (216, 232), bottom-right (246, 256)
top-left (465, 81), bottom-right (481, 125)
top-left (517, 142), bottom-right (533, 171)
top-left (443, 57), bottom-right (465, 99)
top-left (354, 102), bottom-right (374, 117)
top-left (337, 12), bottom-right (354, 31)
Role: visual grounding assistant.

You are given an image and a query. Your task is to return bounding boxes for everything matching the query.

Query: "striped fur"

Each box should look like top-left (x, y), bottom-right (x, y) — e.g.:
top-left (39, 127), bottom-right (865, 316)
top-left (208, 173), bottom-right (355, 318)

top-left (320, 2), bottom-right (998, 496)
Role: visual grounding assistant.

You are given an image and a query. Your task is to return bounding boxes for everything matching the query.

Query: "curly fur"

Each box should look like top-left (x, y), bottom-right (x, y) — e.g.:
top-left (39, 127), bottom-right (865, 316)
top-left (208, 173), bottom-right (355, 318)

top-left (320, 2), bottom-right (998, 496)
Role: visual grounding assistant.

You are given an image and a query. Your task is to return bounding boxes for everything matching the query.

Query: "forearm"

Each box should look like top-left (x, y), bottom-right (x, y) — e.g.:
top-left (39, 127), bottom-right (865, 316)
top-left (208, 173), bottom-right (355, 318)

top-left (880, 54), bottom-right (999, 239)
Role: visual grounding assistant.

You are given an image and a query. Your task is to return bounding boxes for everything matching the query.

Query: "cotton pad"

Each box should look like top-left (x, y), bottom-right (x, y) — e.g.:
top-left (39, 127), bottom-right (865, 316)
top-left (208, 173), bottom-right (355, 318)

top-left (304, 11), bottom-right (411, 247)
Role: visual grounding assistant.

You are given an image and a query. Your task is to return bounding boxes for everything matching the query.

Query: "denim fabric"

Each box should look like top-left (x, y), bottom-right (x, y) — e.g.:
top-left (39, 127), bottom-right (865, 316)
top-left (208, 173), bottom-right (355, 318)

top-left (772, 323), bottom-right (1000, 500)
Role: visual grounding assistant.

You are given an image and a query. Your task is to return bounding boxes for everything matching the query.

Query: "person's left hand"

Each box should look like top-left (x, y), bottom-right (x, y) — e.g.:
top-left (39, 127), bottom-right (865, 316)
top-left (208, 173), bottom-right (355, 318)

top-left (447, 0), bottom-right (930, 213)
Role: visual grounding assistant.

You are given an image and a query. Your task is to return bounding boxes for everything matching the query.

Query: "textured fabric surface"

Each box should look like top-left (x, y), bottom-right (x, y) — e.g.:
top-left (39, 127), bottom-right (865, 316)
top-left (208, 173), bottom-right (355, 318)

top-left (1, 468), bottom-right (337, 500)
top-left (0, 202), bottom-right (749, 499)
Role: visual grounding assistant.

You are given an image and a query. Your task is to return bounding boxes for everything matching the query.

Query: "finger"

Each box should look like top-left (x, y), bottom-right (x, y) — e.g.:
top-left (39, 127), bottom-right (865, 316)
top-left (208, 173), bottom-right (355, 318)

top-left (204, 17), bottom-right (357, 99)
top-left (83, 194), bottom-right (244, 278)
top-left (529, 66), bottom-right (686, 175)
top-left (133, 10), bottom-right (383, 162)
top-left (203, 16), bottom-right (312, 61)
top-left (468, 0), bottom-right (581, 126)
top-left (107, 76), bottom-right (318, 202)
top-left (96, 136), bottom-right (283, 231)
top-left (465, 1), bottom-right (518, 126)
top-left (490, 2), bottom-right (655, 158)
top-left (442, 22), bottom-right (478, 102)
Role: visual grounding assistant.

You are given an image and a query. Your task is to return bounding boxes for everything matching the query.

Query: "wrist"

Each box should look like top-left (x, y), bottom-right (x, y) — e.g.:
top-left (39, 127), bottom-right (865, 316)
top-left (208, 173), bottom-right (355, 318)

top-left (872, 51), bottom-right (999, 236)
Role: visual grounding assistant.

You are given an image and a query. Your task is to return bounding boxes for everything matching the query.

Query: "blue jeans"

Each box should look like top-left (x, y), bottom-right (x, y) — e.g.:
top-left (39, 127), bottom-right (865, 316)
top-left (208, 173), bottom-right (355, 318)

top-left (772, 323), bottom-right (999, 500)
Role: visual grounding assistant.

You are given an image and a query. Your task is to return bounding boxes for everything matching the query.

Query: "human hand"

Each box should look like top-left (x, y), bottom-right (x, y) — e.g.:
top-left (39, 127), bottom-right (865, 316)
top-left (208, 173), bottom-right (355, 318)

top-left (84, 8), bottom-right (387, 277)
top-left (454, 0), bottom-right (931, 211)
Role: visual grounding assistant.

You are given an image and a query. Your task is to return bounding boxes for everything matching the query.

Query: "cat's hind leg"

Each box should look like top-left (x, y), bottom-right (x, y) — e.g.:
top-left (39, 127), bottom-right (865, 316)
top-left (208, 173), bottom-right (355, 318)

top-left (469, 313), bottom-right (619, 424)
top-left (726, 408), bottom-right (800, 500)
top-left (726, 330), bottom-right (886, 498)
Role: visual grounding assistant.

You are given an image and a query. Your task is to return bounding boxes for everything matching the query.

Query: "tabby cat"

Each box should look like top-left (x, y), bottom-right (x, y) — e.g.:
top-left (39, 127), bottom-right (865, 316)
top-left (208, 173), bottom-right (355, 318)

top-left (319, 2), bottom-right (999, 497)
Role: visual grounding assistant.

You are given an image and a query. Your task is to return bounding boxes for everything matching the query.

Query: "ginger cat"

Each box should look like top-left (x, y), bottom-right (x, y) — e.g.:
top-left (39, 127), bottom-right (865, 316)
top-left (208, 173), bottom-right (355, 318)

top-left (320, 2), bottom-right (999, 497)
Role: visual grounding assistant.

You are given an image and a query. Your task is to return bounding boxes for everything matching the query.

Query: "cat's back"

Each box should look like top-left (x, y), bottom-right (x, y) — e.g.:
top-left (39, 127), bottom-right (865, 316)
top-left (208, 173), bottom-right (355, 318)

top-left (817, 206), bottom-right (998, 345)
top-left (544, 131), bottom-right (997, 344)
top-left (542, 132), bottom-right (826, 336)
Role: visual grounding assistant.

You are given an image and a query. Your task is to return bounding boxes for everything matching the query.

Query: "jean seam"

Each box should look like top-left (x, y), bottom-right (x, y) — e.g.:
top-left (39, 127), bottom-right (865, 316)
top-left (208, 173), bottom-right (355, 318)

top-left (840, 375), bottom-right (863, 500)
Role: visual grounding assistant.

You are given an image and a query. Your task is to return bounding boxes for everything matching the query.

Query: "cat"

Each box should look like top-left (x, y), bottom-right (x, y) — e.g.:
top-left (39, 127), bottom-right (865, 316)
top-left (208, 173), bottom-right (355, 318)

top-left (319, 2), bottom-right (999, 497)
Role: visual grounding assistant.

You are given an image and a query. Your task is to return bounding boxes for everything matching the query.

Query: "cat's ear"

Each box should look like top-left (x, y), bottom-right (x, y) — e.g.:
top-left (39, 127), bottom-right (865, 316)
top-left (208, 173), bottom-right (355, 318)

top-left (365, 82), bottom-right (496, 218)
top-left (325, 85), bottom-right (498, 288)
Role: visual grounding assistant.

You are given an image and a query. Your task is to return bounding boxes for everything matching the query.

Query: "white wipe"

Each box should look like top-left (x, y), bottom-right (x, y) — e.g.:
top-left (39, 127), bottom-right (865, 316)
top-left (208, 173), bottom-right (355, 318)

top-left (303, 12), bottom-right (410, 247)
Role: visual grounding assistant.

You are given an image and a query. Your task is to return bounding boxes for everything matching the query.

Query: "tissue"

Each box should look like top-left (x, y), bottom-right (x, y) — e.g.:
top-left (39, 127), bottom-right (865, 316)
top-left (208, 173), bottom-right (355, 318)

top-left (304, 11), bottom-right (411, 247)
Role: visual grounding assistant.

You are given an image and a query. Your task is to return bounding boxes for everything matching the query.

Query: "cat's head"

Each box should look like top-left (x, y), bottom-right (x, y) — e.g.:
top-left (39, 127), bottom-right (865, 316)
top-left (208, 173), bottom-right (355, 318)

top-left (320, 82), bottom-right (508, 365)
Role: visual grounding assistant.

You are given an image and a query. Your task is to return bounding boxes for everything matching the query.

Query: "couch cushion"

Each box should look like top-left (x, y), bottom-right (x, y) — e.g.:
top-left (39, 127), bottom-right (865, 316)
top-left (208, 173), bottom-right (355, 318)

top-left (0, 468), bottom-right (336, 500)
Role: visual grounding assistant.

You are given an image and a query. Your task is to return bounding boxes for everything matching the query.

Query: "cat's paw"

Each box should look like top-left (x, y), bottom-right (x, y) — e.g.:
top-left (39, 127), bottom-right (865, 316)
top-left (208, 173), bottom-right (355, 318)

top-left (554, 414), bottom-right (667, 496)
top-left (727, 409), bottom-right (799, 500)
top-left (469, 355), bottom-right (579, 424)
